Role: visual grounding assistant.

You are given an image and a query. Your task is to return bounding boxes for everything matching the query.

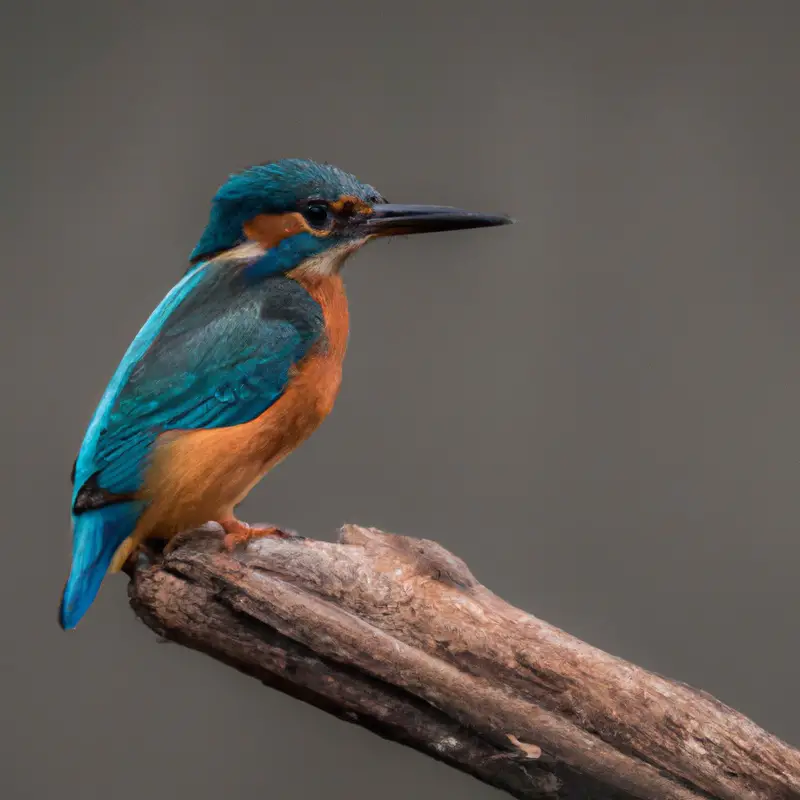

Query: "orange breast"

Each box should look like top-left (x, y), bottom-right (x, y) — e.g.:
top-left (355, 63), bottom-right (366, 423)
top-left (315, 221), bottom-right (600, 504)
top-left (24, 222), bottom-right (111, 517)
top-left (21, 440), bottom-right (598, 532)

top-left (135, 272), bottom-right (349, 538)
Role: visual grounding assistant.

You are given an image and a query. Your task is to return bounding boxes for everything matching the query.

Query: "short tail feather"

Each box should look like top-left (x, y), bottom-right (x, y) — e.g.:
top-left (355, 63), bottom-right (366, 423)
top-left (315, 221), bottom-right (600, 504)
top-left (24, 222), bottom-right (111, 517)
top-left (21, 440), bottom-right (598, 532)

top-left (59, 501), bottom-right (142, 630)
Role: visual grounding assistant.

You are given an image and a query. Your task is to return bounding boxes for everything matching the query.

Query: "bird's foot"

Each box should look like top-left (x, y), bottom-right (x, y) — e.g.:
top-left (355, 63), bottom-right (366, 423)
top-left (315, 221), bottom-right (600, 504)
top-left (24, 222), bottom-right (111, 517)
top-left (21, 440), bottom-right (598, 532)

top-left (220, 519), bottom-right (297, 552)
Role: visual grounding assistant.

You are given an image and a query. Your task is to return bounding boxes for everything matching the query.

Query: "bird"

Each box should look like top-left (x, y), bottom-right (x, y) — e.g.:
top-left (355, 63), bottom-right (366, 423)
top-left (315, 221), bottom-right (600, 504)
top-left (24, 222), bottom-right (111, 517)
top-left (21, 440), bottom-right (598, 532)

top-left (59, 158), bottom-right (512, 630)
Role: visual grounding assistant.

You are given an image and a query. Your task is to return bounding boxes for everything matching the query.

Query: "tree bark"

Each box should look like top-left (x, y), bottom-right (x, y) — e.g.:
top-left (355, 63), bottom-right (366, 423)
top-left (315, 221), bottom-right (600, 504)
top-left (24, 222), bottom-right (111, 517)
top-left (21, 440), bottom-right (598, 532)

top-left (127, 524), bottom-right (800, 800)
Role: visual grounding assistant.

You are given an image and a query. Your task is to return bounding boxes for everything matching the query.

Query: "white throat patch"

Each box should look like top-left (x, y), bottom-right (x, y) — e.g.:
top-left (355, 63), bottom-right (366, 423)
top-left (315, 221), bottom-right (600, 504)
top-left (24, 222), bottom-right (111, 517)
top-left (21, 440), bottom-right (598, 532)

top-left (291, 239), bottom-right (367, 278)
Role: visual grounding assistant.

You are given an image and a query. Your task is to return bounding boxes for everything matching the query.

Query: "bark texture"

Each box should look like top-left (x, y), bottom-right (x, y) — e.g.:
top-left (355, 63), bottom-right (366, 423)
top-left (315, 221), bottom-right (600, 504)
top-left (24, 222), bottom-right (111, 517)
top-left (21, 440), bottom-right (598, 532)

top-left (127, 524), bottom-right (800, 800)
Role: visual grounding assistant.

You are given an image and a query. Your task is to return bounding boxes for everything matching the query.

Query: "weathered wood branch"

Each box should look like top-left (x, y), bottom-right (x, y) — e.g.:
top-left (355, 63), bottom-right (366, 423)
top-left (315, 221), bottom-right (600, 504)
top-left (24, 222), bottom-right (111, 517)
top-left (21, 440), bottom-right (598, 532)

top-left (127, 524), bottom-right (800, 800)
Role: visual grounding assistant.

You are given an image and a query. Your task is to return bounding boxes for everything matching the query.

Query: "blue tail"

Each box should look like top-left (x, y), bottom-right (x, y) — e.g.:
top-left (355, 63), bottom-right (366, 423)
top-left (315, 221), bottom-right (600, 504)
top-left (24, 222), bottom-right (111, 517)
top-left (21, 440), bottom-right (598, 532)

top-left (59, 501), bottom-right (143, 630)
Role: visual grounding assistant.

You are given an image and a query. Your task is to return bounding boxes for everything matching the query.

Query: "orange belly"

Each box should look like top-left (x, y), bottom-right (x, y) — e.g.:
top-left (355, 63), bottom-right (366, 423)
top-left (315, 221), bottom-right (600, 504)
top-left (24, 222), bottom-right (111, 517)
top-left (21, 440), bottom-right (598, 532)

top-left (110, 271), bottom-right (349, 567)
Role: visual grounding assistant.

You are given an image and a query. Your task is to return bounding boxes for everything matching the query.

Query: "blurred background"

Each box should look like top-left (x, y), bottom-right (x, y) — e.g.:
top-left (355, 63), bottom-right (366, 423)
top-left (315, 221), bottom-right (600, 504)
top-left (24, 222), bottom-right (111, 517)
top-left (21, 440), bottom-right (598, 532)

top-left (2, 2), bottom-right (799, 798)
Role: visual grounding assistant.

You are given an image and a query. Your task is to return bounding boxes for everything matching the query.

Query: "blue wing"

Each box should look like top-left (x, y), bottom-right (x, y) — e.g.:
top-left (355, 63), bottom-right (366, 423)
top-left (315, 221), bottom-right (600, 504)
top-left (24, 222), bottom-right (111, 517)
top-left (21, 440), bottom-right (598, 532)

top-left (72, 259), bottom-right (325, 503)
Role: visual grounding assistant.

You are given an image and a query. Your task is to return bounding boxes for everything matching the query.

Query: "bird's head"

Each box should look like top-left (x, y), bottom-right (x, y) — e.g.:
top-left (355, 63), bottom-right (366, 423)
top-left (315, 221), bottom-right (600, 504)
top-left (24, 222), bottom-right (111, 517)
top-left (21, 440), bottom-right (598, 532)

top-left (190, 158), bottom-right (512, 277)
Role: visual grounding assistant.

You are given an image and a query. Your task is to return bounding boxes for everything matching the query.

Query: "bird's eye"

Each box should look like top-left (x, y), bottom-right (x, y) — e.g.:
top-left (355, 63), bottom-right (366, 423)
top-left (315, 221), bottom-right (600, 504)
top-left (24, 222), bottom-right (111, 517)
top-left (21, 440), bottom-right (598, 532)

top-left (302, 202), bottom-right (332, 230)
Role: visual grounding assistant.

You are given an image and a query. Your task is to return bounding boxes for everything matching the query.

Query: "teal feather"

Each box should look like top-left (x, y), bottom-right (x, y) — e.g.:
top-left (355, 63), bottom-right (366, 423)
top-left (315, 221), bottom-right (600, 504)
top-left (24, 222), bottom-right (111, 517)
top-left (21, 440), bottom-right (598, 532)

top-left (59, 501), bottom-right (145, 630)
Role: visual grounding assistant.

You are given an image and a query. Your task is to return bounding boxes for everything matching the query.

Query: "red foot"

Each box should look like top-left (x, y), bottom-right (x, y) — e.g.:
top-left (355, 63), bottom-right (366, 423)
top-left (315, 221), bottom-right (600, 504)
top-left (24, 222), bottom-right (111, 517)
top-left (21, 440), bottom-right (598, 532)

top-left (220, 519), bottom-right (295, 552)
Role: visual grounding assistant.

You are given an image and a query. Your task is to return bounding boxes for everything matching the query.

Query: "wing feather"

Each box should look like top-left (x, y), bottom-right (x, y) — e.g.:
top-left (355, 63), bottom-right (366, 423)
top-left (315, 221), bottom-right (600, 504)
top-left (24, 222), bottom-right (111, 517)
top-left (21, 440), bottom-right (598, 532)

top-left (72, 262), bottom-right (323, 506)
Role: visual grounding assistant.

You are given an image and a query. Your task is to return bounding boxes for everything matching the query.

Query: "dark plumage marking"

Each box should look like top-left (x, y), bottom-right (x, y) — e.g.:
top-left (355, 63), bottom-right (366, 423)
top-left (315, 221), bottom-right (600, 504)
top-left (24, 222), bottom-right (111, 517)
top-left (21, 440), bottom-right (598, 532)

top-left (73, 473), bottom-right (135, 514)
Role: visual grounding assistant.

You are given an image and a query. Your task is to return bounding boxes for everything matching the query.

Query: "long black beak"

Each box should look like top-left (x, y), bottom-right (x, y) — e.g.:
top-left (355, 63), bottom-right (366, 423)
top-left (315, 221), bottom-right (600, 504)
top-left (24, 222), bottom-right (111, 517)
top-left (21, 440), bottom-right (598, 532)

top-left (359, 203), bottom-right (513, 237)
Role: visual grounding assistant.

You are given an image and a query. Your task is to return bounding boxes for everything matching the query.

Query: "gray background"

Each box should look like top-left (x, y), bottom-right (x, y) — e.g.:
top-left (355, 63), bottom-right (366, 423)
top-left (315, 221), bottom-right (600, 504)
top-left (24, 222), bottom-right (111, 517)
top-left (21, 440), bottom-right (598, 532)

top-left (2, 2), bottom-right (799, 798)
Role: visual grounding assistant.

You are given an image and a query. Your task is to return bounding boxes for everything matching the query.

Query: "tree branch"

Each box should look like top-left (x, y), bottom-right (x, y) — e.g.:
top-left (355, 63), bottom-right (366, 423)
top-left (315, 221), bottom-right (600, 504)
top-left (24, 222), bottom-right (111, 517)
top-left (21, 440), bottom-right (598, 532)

top-left (127, 524), bottom-right (800, 800)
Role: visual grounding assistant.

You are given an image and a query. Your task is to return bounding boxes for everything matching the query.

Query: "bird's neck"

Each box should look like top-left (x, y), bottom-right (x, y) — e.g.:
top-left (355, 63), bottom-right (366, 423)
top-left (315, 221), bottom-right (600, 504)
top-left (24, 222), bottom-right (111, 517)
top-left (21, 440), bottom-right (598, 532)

top-left (291, 270), bottom-right (349, 361)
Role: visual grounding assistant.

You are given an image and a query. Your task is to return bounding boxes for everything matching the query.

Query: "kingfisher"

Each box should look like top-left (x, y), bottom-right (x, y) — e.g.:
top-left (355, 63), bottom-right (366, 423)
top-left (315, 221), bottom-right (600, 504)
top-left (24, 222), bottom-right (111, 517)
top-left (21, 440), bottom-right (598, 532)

top-left (59, 158), bottom-right (512, 629)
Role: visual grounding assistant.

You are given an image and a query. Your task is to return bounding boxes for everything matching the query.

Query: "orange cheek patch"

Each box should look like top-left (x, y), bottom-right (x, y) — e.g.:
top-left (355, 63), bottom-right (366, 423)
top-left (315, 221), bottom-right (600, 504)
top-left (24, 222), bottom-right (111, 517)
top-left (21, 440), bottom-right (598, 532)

top-left (243, 212), bottom-right (308, 249)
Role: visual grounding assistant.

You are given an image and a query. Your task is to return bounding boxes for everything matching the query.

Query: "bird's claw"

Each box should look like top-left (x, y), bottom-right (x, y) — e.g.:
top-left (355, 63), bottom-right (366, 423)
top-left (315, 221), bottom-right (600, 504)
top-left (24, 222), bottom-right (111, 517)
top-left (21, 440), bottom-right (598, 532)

top-left (220, 520), bottom-right (298, 552)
